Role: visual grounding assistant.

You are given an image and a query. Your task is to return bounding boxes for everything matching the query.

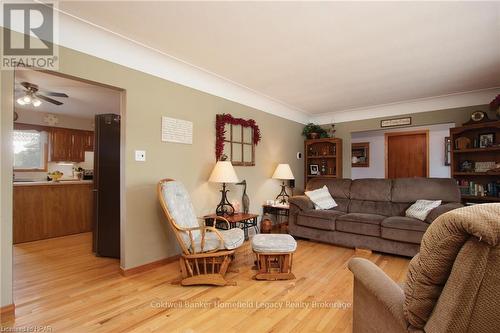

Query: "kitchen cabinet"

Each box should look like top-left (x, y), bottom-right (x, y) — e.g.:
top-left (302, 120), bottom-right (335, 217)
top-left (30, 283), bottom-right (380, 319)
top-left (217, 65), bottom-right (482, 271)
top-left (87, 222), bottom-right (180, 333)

top-left (13, 181), bottom-right (93, 244)
top-left (83, 131), bottom-right (94, 151)
top-left (50, 128), bottom-right (72, 162)
top-left (49, 128), bottom-right (94, 162)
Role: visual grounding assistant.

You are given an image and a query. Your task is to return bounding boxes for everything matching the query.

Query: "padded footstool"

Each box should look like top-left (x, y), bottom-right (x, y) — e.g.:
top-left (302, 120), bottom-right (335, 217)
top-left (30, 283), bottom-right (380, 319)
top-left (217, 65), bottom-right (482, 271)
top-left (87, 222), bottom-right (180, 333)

top-left (252, 234), bottom-right (297, 280)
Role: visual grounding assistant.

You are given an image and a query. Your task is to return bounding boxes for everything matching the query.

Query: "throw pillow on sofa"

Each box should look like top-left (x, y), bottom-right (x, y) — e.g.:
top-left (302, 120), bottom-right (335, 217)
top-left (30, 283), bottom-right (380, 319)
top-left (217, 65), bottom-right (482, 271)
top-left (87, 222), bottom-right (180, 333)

top-left (305, 185), bottom-right (337, 210)
top-left (406, 200), bottom-right (442, 221)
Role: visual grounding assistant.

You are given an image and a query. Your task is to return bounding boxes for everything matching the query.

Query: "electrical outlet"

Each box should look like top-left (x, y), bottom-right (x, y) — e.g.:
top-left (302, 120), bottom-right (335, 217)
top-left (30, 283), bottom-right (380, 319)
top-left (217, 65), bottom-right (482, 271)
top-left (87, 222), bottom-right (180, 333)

top-left (135, 150), bottom-right (146, 162)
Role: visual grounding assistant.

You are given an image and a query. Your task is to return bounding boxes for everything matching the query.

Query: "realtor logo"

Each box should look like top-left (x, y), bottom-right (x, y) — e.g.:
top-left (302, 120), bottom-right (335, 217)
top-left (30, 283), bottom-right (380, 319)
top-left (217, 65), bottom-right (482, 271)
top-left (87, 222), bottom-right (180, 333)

top-left (2, 1), bottom-right (59, 70)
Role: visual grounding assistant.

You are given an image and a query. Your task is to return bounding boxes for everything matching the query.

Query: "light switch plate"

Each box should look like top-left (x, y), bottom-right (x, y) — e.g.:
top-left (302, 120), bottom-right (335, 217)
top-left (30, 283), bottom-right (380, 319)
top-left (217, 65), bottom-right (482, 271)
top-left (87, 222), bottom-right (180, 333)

top-left (135, 150), bottom-right (146, 162)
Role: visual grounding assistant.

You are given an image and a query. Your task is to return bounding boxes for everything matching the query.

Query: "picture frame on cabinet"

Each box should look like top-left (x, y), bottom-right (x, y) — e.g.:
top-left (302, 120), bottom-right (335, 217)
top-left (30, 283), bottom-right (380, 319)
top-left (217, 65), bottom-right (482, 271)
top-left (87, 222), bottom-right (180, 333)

top-left (479, 133), bottom-right (495, 148)
top-left (309, 164), bottom-right (319, 175)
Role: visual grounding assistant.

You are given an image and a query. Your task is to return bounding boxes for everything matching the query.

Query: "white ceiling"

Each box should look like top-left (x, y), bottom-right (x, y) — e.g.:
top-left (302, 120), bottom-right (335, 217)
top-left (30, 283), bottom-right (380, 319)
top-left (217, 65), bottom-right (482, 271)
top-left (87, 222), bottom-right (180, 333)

top-left (58, 1), bottom-right (500, 121)
top-left (14, 70), bottom-right (121, 119)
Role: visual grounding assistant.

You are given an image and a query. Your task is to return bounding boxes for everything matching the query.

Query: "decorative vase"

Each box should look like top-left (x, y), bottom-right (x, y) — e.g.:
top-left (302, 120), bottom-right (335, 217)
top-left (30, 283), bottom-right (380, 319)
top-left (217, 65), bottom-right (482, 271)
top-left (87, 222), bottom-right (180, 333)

top-left (261, 219), bottom-right (272, 234)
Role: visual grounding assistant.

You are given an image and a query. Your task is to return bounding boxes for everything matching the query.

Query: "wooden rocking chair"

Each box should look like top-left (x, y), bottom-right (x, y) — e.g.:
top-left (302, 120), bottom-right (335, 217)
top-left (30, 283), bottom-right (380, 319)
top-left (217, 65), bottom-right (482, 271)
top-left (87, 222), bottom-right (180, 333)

top-left (158, 179), bottom-right (244, 286)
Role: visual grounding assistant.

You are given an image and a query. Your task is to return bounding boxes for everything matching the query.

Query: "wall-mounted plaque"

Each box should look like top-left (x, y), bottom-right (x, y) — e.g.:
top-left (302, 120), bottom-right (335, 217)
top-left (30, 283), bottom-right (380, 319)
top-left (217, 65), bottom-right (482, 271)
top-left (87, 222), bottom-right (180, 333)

top-left (380, 117), bottom-right (412, 128)
top-left (161, 116), bottom-right (193, 144)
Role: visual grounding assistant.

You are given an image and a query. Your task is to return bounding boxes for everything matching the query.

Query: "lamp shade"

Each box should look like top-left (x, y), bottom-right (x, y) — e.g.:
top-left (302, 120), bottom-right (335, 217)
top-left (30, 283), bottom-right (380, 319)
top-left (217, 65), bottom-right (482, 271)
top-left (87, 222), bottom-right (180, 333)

top-left (272, 164), bottom-right (295, 180)
top-left (208, 161), bottom-right (239, 183)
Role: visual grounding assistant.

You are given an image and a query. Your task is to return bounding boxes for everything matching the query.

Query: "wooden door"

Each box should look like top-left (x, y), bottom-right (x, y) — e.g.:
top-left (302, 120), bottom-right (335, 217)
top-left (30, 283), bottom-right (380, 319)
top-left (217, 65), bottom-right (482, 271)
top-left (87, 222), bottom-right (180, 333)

top-left (385, 130), bottom-right (429, 178)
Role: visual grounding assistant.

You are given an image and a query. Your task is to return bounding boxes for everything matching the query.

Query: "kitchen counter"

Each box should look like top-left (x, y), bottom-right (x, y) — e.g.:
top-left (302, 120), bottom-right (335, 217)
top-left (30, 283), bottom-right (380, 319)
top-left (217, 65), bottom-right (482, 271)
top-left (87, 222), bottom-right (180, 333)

top-left (14, 179), bottom-right (93, 186)
top-left (13, 180), bottom-right (93, 244)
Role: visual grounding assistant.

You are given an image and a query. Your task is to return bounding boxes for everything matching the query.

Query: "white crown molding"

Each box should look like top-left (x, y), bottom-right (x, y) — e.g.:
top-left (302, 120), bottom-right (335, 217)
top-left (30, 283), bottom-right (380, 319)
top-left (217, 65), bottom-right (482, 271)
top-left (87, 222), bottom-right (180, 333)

top-left (4, 9), bottom-right (310, 124)
top-left (5, 7), bottom-right (499, 126)
top-left (312, 88), bottom-right (500, 124)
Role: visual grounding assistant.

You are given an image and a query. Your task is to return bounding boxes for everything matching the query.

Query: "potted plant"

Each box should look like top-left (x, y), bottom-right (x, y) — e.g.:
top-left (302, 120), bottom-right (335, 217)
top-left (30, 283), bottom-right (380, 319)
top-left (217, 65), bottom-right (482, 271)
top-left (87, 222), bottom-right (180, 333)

top-left (490, 94), bottom-right (500, 119)
top-left (302, 123), bottom-right (328, 139)
top-left (73, 166), bottom-right (84, 180)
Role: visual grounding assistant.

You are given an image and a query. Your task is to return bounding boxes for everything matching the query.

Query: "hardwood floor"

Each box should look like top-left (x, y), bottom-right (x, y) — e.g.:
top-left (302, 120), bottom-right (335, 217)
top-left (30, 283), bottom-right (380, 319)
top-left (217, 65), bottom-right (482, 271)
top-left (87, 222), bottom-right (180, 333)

top-left (2, 232), bottom-right (410, 333)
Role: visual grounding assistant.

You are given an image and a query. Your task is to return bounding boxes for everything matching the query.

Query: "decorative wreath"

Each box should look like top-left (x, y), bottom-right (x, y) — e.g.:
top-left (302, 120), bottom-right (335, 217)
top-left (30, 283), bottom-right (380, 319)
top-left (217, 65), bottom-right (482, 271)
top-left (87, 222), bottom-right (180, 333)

top-left (215, 113), bottom-right (261, 160)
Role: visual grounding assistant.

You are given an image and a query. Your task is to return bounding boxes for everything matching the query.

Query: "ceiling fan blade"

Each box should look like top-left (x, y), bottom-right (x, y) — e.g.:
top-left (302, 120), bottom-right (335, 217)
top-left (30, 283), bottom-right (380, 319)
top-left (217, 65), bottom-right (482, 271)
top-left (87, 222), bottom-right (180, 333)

top-left (42, 91), bottom-right (69, 98)
top-left (20, 81), bottom-right (38, 91)
top-left (35, 93), bottom-right (63, 105)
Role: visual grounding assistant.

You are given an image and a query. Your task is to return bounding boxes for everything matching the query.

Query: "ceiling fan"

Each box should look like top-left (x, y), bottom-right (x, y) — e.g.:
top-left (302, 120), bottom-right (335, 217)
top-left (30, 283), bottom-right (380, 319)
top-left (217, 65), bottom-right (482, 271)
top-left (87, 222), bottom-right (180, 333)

top-left (16, 81), bottom-right (68, 107)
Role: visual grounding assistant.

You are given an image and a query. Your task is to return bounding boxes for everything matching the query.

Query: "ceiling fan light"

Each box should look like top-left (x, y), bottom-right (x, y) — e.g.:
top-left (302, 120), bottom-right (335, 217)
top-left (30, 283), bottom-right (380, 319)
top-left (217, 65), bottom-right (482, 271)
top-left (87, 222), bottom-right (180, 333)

top-left (16, 97), bottom-right (26, 105)
top-left (22, 95), bottom-right (32, 103)
top-left (32, 99), bottom-right (42, 107)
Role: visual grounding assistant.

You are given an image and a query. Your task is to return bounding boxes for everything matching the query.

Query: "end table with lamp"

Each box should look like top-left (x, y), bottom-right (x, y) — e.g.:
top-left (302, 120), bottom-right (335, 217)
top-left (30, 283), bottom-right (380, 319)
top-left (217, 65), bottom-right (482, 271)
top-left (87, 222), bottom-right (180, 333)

top-left (206, 157), bottom-right (259, 240)
top-left (272, 163), bottom-right (295, 204)
top-left (263, 164), bottom-right (294, 233)
top-left (208, 157), bottom-right (239, 216)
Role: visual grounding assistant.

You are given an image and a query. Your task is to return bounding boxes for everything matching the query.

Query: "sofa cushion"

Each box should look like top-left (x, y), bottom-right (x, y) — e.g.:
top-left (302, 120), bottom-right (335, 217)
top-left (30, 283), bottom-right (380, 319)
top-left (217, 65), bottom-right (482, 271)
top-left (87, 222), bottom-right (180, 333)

top-left (306, 178), bottom-right (352, 199)
top-left (296, 210), bottom-right (342, 231)
top-left (381, 216), bottom-right (428, 244)
top-left (336, 213), bottom-right (385, 237)
top-left (289, 195), bottom-right (314, 211)
top-left (350, 179), bottom-right (392, 201)
top-left (332, 198), bottom-right (350, 212)
top-left (392, 177), bottom-right (460, 203)
top-left (425, 203), bottom-right (463, 223)
top-left (405, 200), bottom-right (442, 221)
top-left (349, 199), bottom-right (394, 216)
top-left (382, 216), bottom-right (429, 231)
top-left (305, 185), bottom-right (337, 210)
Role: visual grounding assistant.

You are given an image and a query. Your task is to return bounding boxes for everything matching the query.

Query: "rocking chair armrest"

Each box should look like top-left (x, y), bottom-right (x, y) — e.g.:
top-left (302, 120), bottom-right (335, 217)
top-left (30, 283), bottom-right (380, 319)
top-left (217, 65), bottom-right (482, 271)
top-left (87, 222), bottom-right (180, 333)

top-left (203, 226), bottom-right (225, 251)
top-left (212, 216), bottom-right (231, 229)
top-left (175, 225), bottom-right (203, 232)
top-left (198, 216), bottom-right (231, 229)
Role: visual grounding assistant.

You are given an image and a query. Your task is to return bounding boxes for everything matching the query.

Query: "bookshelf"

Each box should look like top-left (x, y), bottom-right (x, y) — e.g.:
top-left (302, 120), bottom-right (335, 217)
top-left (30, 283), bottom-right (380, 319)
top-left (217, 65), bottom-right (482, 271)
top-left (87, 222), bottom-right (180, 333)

top-left (304, 138), bottom-right (343, 185)
top-left (450, 120), bottom-right (500, 203)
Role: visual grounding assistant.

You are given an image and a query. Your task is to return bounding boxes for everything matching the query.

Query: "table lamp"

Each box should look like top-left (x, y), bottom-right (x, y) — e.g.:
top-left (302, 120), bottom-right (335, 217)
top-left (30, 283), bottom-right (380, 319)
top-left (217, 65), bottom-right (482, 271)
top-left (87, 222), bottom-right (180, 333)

top-left (272, 164), bottom-right (294, 204)
top-left (209, 158), bottom-right (239, 215)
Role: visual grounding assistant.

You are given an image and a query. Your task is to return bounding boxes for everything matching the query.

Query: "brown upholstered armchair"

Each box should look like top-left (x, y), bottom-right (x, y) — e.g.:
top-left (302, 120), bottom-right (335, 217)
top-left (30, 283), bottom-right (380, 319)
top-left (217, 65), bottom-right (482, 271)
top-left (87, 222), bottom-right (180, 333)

top-left (348, 203), bottom-right (500, 333)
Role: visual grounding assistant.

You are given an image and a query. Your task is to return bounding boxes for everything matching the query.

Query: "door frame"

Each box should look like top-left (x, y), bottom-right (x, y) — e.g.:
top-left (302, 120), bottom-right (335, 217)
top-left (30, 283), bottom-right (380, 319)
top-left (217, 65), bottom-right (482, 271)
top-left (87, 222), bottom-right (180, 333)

top-left (9, 67), bottom-right (126, 295)
top-left (384, 130), bottom-right (429, 178)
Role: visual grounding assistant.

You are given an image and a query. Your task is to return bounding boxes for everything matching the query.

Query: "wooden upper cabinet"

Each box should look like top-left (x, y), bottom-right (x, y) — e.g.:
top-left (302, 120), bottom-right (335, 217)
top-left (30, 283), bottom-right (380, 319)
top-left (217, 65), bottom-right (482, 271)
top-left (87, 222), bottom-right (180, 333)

top-left (70, 131), bottom-right (85, 162)
top-left (50, 128), bottom-right (72, 162)
top-left (49, 128), bottom-right (94, 162)
top-left (83, 131), bottom-right (94, 151)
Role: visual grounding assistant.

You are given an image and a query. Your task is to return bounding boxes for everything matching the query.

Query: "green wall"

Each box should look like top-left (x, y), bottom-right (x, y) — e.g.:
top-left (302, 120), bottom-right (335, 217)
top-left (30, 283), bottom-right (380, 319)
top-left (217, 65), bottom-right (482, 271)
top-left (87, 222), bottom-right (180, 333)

top-left (0, 38), bottom-right (304, 306)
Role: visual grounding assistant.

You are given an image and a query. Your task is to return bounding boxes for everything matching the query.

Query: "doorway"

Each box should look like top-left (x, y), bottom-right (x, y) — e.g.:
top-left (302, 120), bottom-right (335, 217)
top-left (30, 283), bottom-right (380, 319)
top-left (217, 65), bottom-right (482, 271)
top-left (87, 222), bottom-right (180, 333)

top-left (385, 130), bottom-right (429, 178)
top-left (11, 68), bottom-right (125, 309)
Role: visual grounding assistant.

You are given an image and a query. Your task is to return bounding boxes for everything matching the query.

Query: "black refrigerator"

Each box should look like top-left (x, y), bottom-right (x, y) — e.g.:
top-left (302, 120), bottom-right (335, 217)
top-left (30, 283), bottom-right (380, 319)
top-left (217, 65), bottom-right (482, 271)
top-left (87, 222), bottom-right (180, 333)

top-left (93, 114), bottom-right (121, 258)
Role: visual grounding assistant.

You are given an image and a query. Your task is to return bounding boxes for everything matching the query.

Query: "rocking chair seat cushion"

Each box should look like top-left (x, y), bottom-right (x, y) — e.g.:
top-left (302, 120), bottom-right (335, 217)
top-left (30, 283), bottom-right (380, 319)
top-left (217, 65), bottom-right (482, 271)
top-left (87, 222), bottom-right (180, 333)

top-left (252, 234), bottom-right (297, 253)
top-left (193, 228), bottom-right (245, 253)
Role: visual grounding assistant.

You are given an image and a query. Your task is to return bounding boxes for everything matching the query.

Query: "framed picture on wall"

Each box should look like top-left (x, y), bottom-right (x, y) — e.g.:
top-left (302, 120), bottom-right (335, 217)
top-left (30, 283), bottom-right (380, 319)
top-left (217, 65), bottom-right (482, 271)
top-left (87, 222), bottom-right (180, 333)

top-left (444, 137), bottom-right (451, 166)
top-left (380, 117), bottom-right (412, 128)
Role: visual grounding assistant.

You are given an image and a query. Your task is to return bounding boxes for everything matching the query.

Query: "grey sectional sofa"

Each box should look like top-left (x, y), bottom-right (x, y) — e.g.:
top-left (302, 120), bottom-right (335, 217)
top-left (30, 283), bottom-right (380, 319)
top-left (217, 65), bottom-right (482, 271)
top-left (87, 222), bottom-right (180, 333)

top-left (288, 178), bottom-right (462, 257)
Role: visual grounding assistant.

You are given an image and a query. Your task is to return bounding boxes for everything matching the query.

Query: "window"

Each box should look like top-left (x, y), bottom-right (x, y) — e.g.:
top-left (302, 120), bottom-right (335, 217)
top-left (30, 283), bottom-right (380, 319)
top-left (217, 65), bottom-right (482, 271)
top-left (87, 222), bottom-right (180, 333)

top-left (223, 123), bottom-right (255, 166)
top-left (13, 129), bottom-right (48, 171)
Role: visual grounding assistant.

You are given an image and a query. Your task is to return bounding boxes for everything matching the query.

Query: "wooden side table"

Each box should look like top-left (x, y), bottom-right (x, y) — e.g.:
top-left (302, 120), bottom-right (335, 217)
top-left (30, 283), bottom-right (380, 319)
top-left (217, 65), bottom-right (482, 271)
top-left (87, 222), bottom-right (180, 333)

top-left (262, 204), bottom-right (289, 233)
top-left (203, 213), bottom-right (259, 240)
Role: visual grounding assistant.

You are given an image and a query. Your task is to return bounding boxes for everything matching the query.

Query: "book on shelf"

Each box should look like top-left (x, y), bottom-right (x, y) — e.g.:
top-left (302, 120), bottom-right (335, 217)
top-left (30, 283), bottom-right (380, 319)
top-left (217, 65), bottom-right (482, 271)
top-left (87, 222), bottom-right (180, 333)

top-left (456, 179), bottom-right (500, 198)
